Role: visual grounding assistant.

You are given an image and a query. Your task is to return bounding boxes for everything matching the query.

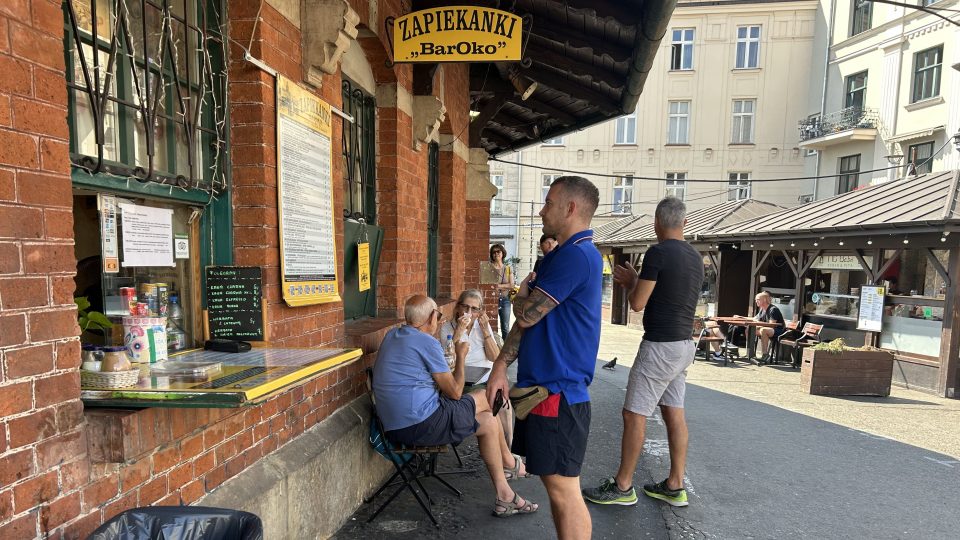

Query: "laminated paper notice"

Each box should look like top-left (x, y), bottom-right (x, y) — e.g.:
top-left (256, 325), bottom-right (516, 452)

top-left (119, 203), bottom-right (175, 267)
top-left (857, 285), bottom-right (885, 332)
top-left (99, 194), bottom-right (120, 273)
top-left (358, 242), bottom-right (370, 292)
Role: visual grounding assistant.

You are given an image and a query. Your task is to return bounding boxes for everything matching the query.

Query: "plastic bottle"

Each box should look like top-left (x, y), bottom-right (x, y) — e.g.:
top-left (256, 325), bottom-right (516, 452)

top-left (166, 292), bottom-right (186, 352)
top-left (444, 334), bottom-right (455, 368)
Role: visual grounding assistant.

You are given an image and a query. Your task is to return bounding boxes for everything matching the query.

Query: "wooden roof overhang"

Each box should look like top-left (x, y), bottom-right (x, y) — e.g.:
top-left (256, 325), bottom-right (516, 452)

top-left (409, 0), bottom-right (676, 154)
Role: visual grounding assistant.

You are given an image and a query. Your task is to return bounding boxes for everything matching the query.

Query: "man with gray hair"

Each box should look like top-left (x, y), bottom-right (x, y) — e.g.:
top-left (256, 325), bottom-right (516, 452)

top-left (583, 197), bottom-right (703, 508)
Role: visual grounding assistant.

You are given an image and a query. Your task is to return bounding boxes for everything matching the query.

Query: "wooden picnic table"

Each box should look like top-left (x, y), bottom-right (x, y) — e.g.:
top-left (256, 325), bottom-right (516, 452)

top-left (709, 316), bottom-right (781, 363)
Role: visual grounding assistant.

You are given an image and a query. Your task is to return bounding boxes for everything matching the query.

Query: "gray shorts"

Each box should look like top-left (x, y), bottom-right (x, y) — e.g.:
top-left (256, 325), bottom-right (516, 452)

top-left (624, 339), bottom-right (696, 416)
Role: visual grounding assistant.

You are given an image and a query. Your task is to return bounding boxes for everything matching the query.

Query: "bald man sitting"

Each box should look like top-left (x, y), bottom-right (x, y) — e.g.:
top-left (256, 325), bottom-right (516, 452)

top-left (372, 295), bottom-right (539, 518)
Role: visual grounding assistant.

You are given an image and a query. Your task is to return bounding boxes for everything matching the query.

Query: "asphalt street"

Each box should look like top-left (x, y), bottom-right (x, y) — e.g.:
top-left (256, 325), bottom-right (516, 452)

top-left (334, 360), bottom-right (960, 539)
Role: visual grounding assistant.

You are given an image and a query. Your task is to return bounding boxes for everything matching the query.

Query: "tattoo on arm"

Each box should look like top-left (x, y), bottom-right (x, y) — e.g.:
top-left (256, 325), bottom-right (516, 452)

top-left (516, 289), bottom-right (559, 327)
top-left (495, 324), bottom-right (524, 366)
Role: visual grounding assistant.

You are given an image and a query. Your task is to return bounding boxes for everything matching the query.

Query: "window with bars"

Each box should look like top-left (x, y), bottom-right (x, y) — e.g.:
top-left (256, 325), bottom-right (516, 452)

top-left (490, 173), bottom-right (504, 215)
top-left (671, 28), bottom-right (694, 71)
top-left (838, 154), bottom-right (860, 194)
top-left (844, 71), bottom-right (868, 109)
top-left (613, 175), bottom-right (634, 214)
top-left (615, 112), bottom-right (637, 144)
top-left (731, 99), bottom-right (755, 144)
top-left (851, 0), bottom-right (872, 36)
top-left (667, 101), bottom-right (690, 144)
top-left (665, 173), bottom-right (686, 200)
top-left (907, 141), bottom-right (934, 174)
top-left (727, 173), bottom-right (751, 201)
top-left (735, 26), bottom-right (761, 69)
top-left (912, 46), bottom-right (942, 103)
top-left (341, 79), bottom-right (376, 222)
top-left (427, 143), bottom-right (439, 298)
top-left (64, 0), bottom-right (227, 191)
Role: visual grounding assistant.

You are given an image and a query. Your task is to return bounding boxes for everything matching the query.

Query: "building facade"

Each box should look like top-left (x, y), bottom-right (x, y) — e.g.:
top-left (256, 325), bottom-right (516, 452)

top-left (490, 0), bottom-right (819, 275)
top-left (800, 0), bottom-right (960, 197)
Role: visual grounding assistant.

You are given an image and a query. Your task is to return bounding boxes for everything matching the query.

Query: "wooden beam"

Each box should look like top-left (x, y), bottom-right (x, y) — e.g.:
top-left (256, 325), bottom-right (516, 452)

top-left (521, 66), bottom-right (620, 112)
top-left (469, 91), bottom-right (510, 145)
top-left (937, 248), bottom-right (960, 396)
top-left (527, 26), bottom-right (633, 63)
top-left (748, 250), bottom-right (758, 317)
top-left (706, 251), bottom-right (719, 272)
top-left (528, 53), bottom-right (623, 89)
top-left (752, 250), bottom-right (770, 276)
top-left (780, 250), bottom-right (798, 277)
top-left (853, 249), bottom-right (876, 282)
top-left (799, 249), bottom-right (823, 276)
top-left (543, 0), bottom-right (643, 24)
top-left (506, 97), bottom-right (579, 124)
top-left (876, 248), bottom-right (904, 279)
top-left (923, 248), bottom-right (951, 288)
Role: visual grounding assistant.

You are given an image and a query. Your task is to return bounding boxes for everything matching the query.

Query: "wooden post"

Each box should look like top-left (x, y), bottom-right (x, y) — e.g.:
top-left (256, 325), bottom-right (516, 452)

top-left (793, 250), bottom-right (805, 323)
top-left (937, 247), bottom-right (960, 397)
top-left (747, 250), bottom-right (758, 316)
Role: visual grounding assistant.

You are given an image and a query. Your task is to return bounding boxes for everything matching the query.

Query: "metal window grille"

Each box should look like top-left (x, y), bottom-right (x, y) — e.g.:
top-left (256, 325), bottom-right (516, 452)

top-left (341, 79), bottom-right (377, 222)
top-left (64, 0), bottom-right (227, 192)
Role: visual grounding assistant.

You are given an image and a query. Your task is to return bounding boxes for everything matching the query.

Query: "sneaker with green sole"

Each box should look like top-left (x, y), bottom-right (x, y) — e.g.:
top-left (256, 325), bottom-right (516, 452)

top-left (582, 477), bottom-right (638, 506)
top-left (642, 479), bottom-right (688, 507)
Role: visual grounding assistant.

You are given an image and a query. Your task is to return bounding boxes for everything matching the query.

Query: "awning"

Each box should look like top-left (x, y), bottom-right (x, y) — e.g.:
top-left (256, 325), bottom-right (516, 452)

top-left (888, 125), bottom-right (946, 144)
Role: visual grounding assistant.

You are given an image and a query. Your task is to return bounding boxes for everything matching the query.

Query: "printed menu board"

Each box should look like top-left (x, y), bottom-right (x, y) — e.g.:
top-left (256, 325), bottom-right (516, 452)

top-left (206, 266), bottom-right (264, 341)
top-left (857, 285), bottom-right (885, 332)
top-left (276, 75), bottom-right (340, 307)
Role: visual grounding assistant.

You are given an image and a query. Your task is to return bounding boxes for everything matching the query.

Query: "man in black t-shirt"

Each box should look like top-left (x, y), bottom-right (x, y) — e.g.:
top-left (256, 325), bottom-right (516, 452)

top-left (583, 197), bottom-right (702, 509)
top-left (754, 291), bottom-right (785, 363)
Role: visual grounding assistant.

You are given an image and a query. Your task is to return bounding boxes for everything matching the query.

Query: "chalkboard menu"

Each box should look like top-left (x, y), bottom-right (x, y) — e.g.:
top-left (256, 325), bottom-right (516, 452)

top-left (206, 266), bottom-right (264, 341)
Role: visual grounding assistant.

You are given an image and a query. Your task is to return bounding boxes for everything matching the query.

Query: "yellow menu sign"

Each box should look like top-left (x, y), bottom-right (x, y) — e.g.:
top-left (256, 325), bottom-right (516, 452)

top-left (393, 6), bottom-right (522, 63)
top-left (358, 243), bottom-right (371, 292)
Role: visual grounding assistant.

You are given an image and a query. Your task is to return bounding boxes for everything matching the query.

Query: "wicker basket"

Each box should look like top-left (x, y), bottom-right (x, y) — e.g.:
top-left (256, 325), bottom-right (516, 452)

top-left (80, 369), bottom-right (141, 389)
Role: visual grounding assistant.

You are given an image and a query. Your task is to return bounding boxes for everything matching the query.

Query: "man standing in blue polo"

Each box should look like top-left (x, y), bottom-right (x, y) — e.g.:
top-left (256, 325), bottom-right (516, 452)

top-left (487, 175), bottom-right (602, 540)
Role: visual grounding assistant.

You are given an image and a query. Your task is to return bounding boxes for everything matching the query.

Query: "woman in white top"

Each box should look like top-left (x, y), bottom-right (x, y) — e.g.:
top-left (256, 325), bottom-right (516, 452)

top-left (439, 290), bottom-right (528, 478)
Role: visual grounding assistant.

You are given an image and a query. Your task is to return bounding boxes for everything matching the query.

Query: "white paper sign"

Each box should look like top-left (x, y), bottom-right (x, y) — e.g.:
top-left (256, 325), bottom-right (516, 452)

top-left (175, 234), bottom-right (189, 259)
top-left (857, 285), bottom-right (886, 332)
top-left (119, 203), bottom-right (175, 267)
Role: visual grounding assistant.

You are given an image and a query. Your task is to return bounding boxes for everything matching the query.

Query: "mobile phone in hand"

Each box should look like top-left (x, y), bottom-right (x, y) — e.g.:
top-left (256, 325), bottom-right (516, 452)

top-left (492, 389), bottom-right (505, 416)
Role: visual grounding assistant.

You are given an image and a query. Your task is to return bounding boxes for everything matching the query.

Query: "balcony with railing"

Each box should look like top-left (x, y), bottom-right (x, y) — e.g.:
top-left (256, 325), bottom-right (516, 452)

top-left (798, 107), bottom-right (881, 150)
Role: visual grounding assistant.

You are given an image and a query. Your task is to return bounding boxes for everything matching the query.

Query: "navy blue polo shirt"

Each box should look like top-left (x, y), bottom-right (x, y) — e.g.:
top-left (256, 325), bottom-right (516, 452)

top-left (517, 230), bottom-right (602, 404)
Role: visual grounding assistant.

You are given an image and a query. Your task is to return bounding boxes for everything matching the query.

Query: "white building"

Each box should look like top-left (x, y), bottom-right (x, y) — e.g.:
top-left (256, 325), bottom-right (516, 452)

top-left (490, 0), bottom-right (820, 274)
top-left (800, 0), bottom-right (960, 197)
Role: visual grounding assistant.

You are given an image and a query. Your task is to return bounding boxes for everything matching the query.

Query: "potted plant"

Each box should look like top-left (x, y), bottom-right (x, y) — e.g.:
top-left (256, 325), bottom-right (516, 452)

top-left (75, 296), bottom-right (113, 345)
top-left (800, 338), bottom-right (894, 396)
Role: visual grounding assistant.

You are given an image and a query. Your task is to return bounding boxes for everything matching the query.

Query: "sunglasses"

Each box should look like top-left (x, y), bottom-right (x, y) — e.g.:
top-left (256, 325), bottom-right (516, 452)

top-left (457, 303), bottom-right (482, 313)
top-left (433, 309), bottom-right (445, 321)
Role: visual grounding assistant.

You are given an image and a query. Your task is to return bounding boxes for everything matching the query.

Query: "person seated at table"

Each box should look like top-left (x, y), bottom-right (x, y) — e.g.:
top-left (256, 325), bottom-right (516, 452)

top-left (703, 320), bottom-right (727, 361)
top-left (439, 289), bottom-right (523, 459)
top-left (754, 292), bottom-right (785, 363)
top-left (373, 295), bottom-right (538, 518)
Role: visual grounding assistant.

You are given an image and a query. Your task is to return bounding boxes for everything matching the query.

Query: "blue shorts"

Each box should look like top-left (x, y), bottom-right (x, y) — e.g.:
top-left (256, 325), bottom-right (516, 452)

top-left (386, 395), bottom-right (478, 447)
top-left (512, 393), bottom-right (591, 477)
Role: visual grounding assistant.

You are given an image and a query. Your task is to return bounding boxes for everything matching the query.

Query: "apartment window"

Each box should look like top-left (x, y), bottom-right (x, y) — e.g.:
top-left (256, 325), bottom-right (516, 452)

top-left (912, 46), bottom-right (943, 103)
top-left (542, 136), bottom-right (564, 146)
top-left (728, 173), bottom-right (751, 201)
top-left (490, 174), bottom-right (504, 215)
top-left (542, 174), bottom-right (560, 206)
top-left (667, 101), bottom-right (690, 144)
top-left (838, 154), bottom-right (860, 194)
top-left (907, 141), bottom-right (934, 174)
top-left (735, 26), bottom-right (761, 69)
top-left (921, 0), bottom-right (936, 5)
top-left (844, 71), bottom-right (868, 109)
top-left (731, 100), bottom-right (756, 144)
top-left (615, 112), bottom-right (637, 144)
top-left (851, 0), bottom-right (872, 36)
top-left (665, 173), bottom-right (686, 200)
top-left (671, 28), bottom-right (694, 70)
top-left (613, 175), bottom-right (634, 214)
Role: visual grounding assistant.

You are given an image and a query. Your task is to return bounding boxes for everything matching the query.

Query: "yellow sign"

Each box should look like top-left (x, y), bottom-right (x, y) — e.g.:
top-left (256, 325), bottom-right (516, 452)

top-left (276, 76), bottom-right (341, 307)
top-left (358, 243), bottom-right (371, 292)
top-left (393, 6), bottom-right (522, 63)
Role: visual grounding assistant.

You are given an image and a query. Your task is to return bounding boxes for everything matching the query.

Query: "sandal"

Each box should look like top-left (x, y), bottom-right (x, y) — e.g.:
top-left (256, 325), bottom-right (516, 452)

top-left (492, 492), bottom-right (539, 518)
top-left (503, 453), bottom-right (533, 481)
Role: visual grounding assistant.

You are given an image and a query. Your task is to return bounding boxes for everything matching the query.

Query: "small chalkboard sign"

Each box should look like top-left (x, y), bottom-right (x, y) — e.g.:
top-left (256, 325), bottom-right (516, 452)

top-left (205, 266), bottom-right (264, 341)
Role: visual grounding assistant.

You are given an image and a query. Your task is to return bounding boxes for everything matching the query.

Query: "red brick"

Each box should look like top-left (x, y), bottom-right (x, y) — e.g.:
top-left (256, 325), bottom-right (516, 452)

top-left (0, 241), bottom-right (20, 273)
top-left (13, 97), bottom-right (68, 139)
top-left (0, 424), bottom-right (5, 453)
top-left (119, 460), bottom-right (150, 490)
top-left (0, 205), bottom-right (43, 238)
top-left (0, 276), bottom-right (48, 310)
top-left (82, 476), bottom-right (118, 511)
top-left (64, 510), bottom-right (102, 540)
top-left (34, 67), bottom-right (67, 105)
top-left (179, 480), bottom-right (204, 504)
top-left (203, 465), bottom-right (226, 490)
top-left (23, 243), bottom-right (75, 273)
top-left (0, 129), bottom-right (38, 169)
top-left (51, 275), bottom-right (77, 306)
top-left (32, 0), bottom-right (65, 38)
top-left (9, 21), bottom-right (64, 71)
top-left (102, 491), bottom-right (136, 522)
top-left (36, 431), bottom-right (84, 469)
top-left (40, 138), bottom-right (69, 173)
top-left (0, 167), bottom-right (13, 200)
top-left (0, 489), bottom-right (11, 522)
top-left (0, 1), bottom-right (29, 20)
top-left (180, 433), bottom-right (203, 459)
top-left (138, 475), bottom-right (167, 506)
top-left (28, 308), bottom-right (78, 342)
top-left (61, 458), bottom-right (91, 493)
top-left (0, 448), bottom-right (35, 485)
top-left (0, 17), bottom-right (7, 55)
top-left (0, 54), bottom-right (32, 96)
top-left (0, 510), bottom-right (37, 540)
top-left (193, 451), bottom-right (215, 476)
top-left (41, 490), bottom-right (80, 530)
top-left (152, 445), bottom-right (180, 474)
top-left (34, 371), bottom-right (80, 408)
top-left (0, 313), bottom-right (27, 346)
top-left (14, 469), bottom-right (58, 513)
top-left (56, 399), bottom-right (85, 432)
top-left (44, 208), bottom-right (74, 240)
top-left (0, 381), bottom-right (32, 416)
top-left (17, 170), bottom-right (72, 207)
top-left (8, 407), bottom-right (57, 448)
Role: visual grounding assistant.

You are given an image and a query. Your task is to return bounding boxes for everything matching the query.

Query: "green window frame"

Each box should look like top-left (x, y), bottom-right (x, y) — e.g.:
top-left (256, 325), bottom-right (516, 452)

top-left (427, 143), bottom-right (440, 298)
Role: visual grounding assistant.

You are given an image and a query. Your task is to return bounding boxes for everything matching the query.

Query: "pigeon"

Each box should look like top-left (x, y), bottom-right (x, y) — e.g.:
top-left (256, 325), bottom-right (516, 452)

top-left (602, 357), bottom-right (617, 370)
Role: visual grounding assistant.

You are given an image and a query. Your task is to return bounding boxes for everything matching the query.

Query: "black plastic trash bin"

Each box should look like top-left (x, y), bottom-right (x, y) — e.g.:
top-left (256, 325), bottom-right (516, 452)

top-left (86, 506), bottom-right (263, 540)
